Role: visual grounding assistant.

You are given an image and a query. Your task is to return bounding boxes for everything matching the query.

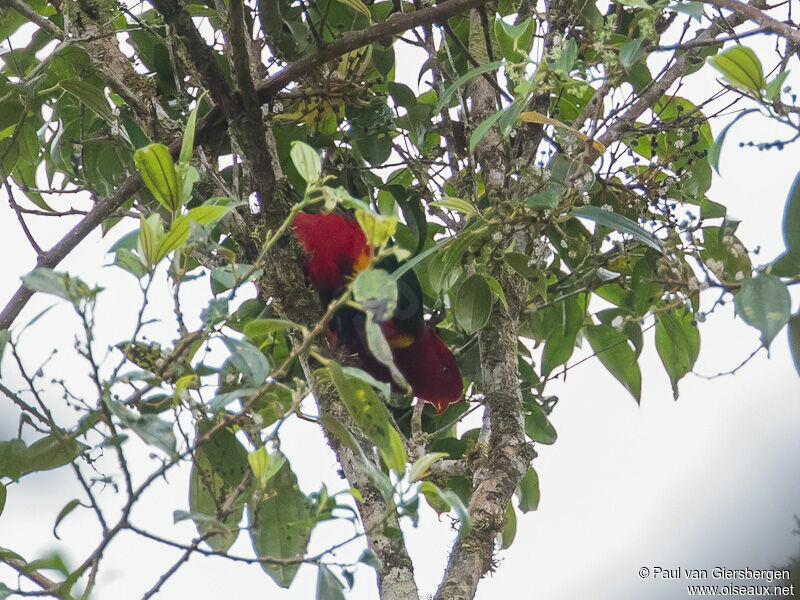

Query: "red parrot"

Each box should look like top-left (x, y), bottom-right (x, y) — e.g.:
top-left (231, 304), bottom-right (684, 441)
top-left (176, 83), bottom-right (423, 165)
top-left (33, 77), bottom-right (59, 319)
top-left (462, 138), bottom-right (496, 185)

top-left (292, 211), bottom-right (463, 413)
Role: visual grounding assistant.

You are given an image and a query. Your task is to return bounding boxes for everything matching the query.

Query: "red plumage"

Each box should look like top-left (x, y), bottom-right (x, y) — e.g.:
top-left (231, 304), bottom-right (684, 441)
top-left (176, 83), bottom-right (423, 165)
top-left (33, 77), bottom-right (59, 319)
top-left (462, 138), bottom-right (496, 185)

top-left (292, 211), bottom-right (463, 413)
top-left (292, 212), bottom-right (369, 300)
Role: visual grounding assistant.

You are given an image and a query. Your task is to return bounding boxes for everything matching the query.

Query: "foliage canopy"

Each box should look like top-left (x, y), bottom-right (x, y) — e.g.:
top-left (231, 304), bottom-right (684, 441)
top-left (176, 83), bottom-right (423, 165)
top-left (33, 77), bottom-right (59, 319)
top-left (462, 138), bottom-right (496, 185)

top-left (1, 0), bottom-right (799, 598)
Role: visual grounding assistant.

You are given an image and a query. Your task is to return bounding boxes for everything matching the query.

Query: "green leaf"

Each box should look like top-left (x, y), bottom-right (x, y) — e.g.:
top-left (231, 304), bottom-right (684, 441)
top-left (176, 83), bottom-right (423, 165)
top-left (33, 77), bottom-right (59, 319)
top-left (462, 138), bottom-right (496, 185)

top-left (668, 1), bottom-right (704, 20)
top-left (494, 18), bottom-right (534, 63)
top-left (247, 446), bottom-right (286, 485)
top-left (153, 215), bottom-right (190, 263)
top-left (429, 196), bottom-right (478, 218)
top-left (524, 189), bottom-right (561, 210)
top-left (0, 482), bottom-right (5, 517)
top-left (419, 481), bottom-right (472, 537)
top-left (53, 499), bottom-right (81, 539)
top-left (355, 209), bottom-right (397, 247)
top-left (21, 269), bottom-right (96, 306)
top-left (734, 273), bottom-right (791, 349)
top-left (333, 0), bottom-right (370, 16)
top-left (584, 324), bottom-right (642, 402)
top-left (552, 38), bottom-right (578, 74)
top-left (363, 316), bottom-right (407, 388)
top-left (484, 275), bottom-right (509, 313)
top-left (541, 294), bottom-right (587, 376)
top-left (353, 268), bottom-right (397, 322)
top-left (190, 421), bottom-right (249, 551)
top-left (0, 582), bottom-right (11, 600)
top-left (0, 435), bottom-right (88, 480)
top-left (244, 318), bottom-right (303, 339)
top-left (700, 198), bottom-right (726, 219)
top-left (700, 225), bottom-right (752, 283)
top-left (358, 548), bottom-right (383, 571)
top-left (180, 93), bottom-right (205, 164)
top-left (326, 361), bottom-right (407, 474)
top-left (223, 337), bottom-right (269, 386)
top-left (619, 38), bottom-right (645, 69)
top-left (779, 170), bottom-right (800, 266)
top-left (500, 501), bottom-right (516, 549)
top-left (655, 308), bottom-right (700, 399)
top-left (114, 248), bottom-right (148, 278)
top-left (765, 70), bottom-right (789, 100)
top-left (138, 217), bottom-right (163, 263)
top-left (789, 313), bottom-right (800, 377)
top-left (317, 413), bottom-right (394, 500)
top-left (105, 397), bottom-right (176, 455)
top-left (517, 467), bottom-right (540, 512)
top-left (573, 206), bottom-right (663, 252)
top-left (454, 274), bottom-right (493, 333)
top-left (248, 457), bottom-right (314, 588)
top-left (133, 144), bottom-right (182, 213)
top-left (616, 0), bottom-right (653, 9)
top-left (202, 298), bottom-right (229, 327)
top-left (408, 452), bottom-right (448, 482)
top-left (388, 82), bottom-right (417, 108)
top-left (469, 108), bottom-right (505, 155)
top-left (207, 387), bottom-right (261, 412)
top-left (0, 439), bottom-right (27, 479)
top-left (709, 46), bottom-right (765, 95)
top-left (58, 79), bottom-right (114, 124)
top-left (317, 564), bottom-right (346, 600)
top-left (187, 204), bottom-right (233, 226)
top-left (435, 60), bottom-right (504, 113)
top-left (290, 141), bottom-right (322, 184)
top-left (523, 401), bottom-right (557, 445)
top-left (708, 109), bottom-right (757, 174)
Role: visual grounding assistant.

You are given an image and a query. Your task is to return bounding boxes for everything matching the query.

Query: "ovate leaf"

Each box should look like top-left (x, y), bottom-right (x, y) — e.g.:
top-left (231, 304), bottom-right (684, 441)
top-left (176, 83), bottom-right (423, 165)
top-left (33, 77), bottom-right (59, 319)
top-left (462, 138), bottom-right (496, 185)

top-left (223, 337), bottom-right (269, 386)
top-left (290, 141), bottom-right (321, 184)
top-left (187, 204), bottom-right (233, 226)
top-left (353, 268), bottom-right (397, 322)
top-left (248, 457), bottom-right (314, 587)
top-left (133, 144), bottom-right (182, 213)
top-left (500, 502), bottom-right (517, 549)
top-left (419, 481), bottom-right (472, 537)
top-left (316, 564), bottom-right (346, 600)
top-left (190, 421), bottom-right (249, 551)
top-left (655, 308), bottom-right (700, 398)
top-left (517, 467), bottom-right (540, 512)
top-left (153, 215), bottom-right (190, 263)
top-left (59, 80), bottom-right (114, 123)
top-left (454, 274), bottom-right (493, 333)
top-left (709, 46), bottom-right (765, 96)
top-left (522, 400), bottom-right (557, 445)
top-left (584, 324), bottom-right (642, 402)
top-left (734, 273), bottom-right (791, 349)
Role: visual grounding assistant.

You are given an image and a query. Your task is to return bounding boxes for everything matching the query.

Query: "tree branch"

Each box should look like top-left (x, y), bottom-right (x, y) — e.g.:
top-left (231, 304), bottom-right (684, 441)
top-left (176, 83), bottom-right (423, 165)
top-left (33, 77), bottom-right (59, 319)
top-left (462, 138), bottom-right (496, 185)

top-left (702, 0), bottom-right (800, 44)
top-left (434, 8), bottom-right (533, 599)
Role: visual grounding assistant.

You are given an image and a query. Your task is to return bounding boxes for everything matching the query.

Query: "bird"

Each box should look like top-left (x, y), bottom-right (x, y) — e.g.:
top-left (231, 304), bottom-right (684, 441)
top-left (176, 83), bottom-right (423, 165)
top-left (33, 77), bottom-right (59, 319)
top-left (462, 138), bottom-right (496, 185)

top-left (292, 210), bottom-right (463, 413)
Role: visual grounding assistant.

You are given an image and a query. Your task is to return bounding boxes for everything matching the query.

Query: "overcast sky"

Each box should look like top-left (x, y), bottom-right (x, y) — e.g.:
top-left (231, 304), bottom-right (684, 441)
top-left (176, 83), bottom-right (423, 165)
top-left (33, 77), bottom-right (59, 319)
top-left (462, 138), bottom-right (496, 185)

top-left (2, 14), bottom-right (800, 600)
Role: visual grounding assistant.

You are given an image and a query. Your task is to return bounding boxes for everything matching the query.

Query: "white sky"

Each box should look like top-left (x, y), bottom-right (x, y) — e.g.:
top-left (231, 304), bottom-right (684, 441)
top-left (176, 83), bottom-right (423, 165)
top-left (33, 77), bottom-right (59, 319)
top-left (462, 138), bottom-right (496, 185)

top-left (1, 13), bottom-right (800, 600)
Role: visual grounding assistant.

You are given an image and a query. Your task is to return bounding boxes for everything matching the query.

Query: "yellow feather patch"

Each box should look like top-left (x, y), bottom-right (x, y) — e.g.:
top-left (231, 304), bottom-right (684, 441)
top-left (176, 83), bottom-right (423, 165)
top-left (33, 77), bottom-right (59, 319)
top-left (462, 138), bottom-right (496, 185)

top-left (354, 250), bottom-right (371, 273)
top-left (388, 334), bottom-right (415, 349)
